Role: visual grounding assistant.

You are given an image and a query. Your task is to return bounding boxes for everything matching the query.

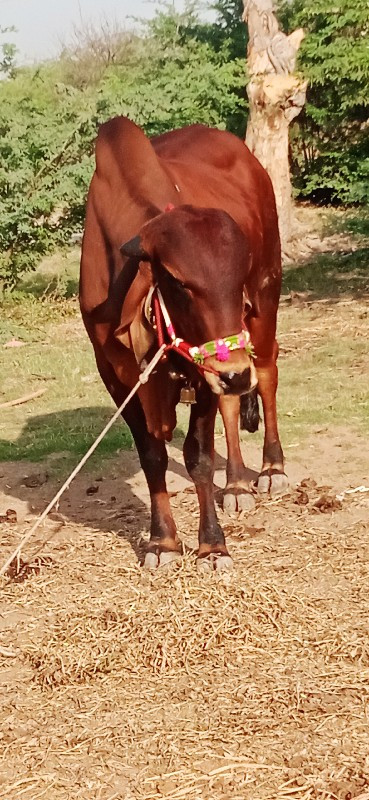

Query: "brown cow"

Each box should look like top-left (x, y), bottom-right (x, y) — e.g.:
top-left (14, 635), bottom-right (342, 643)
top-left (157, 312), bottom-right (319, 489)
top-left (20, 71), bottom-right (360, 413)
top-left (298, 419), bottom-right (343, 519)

top-left (80, 116), bottom-right (287, 569)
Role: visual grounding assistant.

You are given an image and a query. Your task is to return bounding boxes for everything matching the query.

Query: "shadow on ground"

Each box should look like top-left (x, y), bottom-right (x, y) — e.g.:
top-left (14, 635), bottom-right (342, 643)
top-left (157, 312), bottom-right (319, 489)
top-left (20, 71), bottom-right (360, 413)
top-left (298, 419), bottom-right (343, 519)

top-left (0, 406), bottom-right (256, 564)
top-left (283, 246), bottom-right (369, 299)
top-left (0, 406), bottom-right (133, 462)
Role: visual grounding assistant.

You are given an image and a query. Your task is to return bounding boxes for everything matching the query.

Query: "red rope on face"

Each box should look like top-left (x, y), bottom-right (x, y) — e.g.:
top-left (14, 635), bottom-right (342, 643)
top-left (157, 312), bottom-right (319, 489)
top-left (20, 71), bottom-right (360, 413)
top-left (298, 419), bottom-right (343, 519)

top-left (166, 341), bottom-right (219, 376)
top-left (152, 292), bottom-right (219, 376)
top-left (153, 293), bottom-right (166, 348)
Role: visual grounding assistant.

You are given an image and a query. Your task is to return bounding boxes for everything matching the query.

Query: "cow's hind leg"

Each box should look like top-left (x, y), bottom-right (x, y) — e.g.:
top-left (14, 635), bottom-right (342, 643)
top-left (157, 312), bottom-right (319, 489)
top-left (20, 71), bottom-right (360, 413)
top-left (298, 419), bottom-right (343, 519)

top-left (184, 391), bottom-right (232, 571)
top-left (97, 357), bottom-right (181, 568)
top-left (219, 395), bottom-right (256, 513)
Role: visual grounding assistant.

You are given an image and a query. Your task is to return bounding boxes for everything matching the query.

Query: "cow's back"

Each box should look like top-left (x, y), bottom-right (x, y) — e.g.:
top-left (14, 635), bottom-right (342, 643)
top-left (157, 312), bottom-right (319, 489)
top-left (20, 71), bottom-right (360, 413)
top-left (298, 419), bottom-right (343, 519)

top-left (152, 125), bottom-right (277, 236)
top-left (80, 117), bottom-right (280, 320)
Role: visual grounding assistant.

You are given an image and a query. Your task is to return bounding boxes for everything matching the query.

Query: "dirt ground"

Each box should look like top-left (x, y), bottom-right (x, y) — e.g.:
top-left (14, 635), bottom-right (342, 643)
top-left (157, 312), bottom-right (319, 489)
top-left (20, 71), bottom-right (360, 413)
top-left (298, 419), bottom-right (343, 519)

top-left (1, 425), bottom-right (369, 800)
top-left (1, 205), bottom-right (369, 799)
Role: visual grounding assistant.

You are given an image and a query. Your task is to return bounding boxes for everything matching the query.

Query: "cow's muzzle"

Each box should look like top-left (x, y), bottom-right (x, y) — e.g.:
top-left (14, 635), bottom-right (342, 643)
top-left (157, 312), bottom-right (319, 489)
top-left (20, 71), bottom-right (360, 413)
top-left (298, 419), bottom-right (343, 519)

top-left (204, 360), bottom-right (258, 396)
top-left (219, 367), bottom-right (254, 395)
top-left (151, 289), bottom-right (257, 396)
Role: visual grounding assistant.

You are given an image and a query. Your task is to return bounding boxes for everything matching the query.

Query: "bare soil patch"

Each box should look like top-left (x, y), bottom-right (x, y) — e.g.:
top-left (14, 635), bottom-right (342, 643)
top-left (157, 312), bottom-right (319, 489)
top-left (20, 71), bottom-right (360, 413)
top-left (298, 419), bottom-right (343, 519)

top-left (0, 205), bottom-right (368, 799)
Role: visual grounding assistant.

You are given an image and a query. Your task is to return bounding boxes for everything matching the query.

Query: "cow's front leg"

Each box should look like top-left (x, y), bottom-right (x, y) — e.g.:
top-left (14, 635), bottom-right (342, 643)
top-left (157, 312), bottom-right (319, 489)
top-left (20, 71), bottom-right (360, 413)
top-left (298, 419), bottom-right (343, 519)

top-left (248, 308), bottom-right (289, 497)
top-left (95, 355), bottom-right (180, 568)
top-left (184, 391), bottom-right (232, 571)
top-left (125, 400), bottom-right (182, 568)
top-left (219, 394), bottom-right (256, 512)
top-left (140, 443), bottom-right (182, 568)
top-left (254, 357), bottom-right (288, 497)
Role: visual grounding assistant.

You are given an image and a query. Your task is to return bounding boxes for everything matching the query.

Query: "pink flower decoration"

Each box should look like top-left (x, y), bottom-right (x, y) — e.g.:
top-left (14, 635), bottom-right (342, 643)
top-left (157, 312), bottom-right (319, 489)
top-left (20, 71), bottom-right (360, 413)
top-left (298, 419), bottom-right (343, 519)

top-left (215, 339), bottom-right (230, 361)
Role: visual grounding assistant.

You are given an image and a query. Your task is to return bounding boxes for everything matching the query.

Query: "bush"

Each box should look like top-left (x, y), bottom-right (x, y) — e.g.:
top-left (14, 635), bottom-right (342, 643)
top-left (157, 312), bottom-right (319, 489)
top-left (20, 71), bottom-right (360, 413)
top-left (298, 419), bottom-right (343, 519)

top-left (0, 6), bottom-right (246, 287)
top-left (281, 0), bottom-right (369, 203)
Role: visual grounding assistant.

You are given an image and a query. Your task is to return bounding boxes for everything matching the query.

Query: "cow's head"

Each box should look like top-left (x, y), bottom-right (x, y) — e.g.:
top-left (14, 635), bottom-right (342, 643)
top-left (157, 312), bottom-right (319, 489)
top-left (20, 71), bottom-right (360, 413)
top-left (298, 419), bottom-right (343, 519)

top-left (118, 206), bottom-right (257, 396)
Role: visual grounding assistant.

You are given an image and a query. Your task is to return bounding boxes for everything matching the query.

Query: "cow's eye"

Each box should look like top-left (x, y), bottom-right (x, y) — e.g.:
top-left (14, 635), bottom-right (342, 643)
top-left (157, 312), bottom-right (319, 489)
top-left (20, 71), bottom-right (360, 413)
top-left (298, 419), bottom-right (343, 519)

top-left (159, 266), bottom-right (191, 310)
top-left (161, 267), bottom-right (189, 293)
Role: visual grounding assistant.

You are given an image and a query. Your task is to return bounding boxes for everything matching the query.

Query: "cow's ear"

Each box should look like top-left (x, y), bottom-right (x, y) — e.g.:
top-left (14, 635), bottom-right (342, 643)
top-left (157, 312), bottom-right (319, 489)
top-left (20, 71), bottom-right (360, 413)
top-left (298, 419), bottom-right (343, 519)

top-left (116, 260), bottom-right (154, 336)
top-left (120, 235), bottom-right (149, 261)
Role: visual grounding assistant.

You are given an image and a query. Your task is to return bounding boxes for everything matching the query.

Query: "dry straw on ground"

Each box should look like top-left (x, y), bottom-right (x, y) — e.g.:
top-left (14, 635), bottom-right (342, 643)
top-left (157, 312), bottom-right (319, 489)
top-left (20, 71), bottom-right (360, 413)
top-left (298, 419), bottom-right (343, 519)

top-left (1, 477), bottom-right (369, 800)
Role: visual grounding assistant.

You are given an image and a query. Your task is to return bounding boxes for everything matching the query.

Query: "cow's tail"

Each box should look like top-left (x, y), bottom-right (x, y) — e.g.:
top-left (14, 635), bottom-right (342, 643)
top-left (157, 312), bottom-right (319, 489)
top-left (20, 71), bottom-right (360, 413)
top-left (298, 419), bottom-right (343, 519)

top-left (240, 388), bottom-right (260, 432)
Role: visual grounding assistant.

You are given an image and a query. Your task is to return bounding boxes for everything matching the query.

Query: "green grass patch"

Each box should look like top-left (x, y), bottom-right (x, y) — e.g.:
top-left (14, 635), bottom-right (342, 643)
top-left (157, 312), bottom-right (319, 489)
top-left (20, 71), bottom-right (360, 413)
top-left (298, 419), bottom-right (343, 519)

top-left (1, 210), bottom-right (368, 470)
top-left (327, 206), bottom-right (369, 239)
top-left (16, 248), bottom-right (80, 300)
top-left (0, 312), bottom-right (134, 465)
top-left (277, 332), bottom-right (369, 441)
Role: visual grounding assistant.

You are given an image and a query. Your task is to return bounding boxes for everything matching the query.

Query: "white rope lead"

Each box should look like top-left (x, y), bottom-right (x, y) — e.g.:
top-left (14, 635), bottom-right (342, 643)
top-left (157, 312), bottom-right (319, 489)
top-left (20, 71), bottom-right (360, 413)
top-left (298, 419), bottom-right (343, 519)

top-left (0, 344), bottom-right (167, 578)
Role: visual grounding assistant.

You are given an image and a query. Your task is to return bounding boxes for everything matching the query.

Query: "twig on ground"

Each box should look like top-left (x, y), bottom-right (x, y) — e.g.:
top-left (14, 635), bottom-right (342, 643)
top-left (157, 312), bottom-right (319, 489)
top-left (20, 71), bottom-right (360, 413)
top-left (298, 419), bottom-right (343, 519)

top-left (0, 388), bottom-right (47, 409)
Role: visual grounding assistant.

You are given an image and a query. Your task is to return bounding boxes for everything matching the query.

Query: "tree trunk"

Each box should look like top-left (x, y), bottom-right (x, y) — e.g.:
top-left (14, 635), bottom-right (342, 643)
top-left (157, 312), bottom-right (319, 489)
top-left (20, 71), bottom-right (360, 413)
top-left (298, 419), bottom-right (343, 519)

top-left (242, 0), bottom-right (307, 251)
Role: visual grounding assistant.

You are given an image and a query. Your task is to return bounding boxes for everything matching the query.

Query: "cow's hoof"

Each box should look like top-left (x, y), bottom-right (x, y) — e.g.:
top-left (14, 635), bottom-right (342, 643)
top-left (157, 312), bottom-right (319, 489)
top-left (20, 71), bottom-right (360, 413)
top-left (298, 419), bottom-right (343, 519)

top-left (144, 550), bottom-right (181, 570)
top-left (223, 482), bottom-right (256, 513)
top-left (270, 472), bottom-right (289, 496)
top-left (196, 553), bottom-right (234, 573)
top-left (144, 551), bottom-right (159, 570)
top-left (215, 555), bottom-right (234, 571)
top-left (159, 551), bottom-right (181, 567)
top-left (257, 474), bottom-right (271, 495)
top-left (257, 470), bottom-right (289, 497)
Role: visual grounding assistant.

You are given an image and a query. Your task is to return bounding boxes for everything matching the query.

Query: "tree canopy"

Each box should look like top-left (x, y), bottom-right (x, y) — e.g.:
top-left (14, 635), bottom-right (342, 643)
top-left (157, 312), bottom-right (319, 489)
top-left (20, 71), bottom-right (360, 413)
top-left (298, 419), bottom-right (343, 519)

top-left (0, 0), bottom-right (368, 286)
top-left (281, 0), bottom-right (369, 204)
top-left (0, 6), bottom-right (246, 287)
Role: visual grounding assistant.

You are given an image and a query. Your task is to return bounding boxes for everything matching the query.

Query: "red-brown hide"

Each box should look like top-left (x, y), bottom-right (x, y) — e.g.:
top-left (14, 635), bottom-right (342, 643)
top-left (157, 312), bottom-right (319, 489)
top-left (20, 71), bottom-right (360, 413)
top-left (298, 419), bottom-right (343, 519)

top-left (80, 116), bottom-right (281, 441)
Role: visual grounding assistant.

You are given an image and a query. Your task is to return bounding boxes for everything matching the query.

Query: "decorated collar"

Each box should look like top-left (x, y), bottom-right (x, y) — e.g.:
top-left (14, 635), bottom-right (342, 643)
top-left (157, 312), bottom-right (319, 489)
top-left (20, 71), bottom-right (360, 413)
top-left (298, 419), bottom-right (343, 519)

top-left (190, 331), bottom-right (253, 364)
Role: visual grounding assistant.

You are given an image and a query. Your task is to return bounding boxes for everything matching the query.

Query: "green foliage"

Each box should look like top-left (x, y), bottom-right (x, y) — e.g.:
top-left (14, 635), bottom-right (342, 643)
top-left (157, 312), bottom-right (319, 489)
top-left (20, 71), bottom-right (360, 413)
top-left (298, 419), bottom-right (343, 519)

top-left (96, 9), bottom-right (245, 135)
top-left (189, 0), bottom-right (246, 61)
top-left (0, 4), bottom-right (246, 287)
top-left (1, 0), bottom-right (369, 287)
top-left (0, 27), bottom-right (17, 77)
top-left (281, 0), bottom-right (369, 203)
top-left (0, 68), bottom-right (97, 286)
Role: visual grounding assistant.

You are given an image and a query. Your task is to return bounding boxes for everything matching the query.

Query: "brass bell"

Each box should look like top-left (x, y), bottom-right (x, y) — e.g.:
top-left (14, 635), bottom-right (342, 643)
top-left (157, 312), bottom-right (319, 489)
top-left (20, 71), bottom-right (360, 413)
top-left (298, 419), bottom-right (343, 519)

top-left (180, 385), bottom-right (196, 405)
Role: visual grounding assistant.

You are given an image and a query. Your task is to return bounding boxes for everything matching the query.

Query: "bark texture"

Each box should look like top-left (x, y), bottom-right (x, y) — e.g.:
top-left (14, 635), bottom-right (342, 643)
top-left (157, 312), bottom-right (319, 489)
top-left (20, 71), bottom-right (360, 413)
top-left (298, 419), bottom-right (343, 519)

top-left (243, 0), bottom-right (307, 249)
